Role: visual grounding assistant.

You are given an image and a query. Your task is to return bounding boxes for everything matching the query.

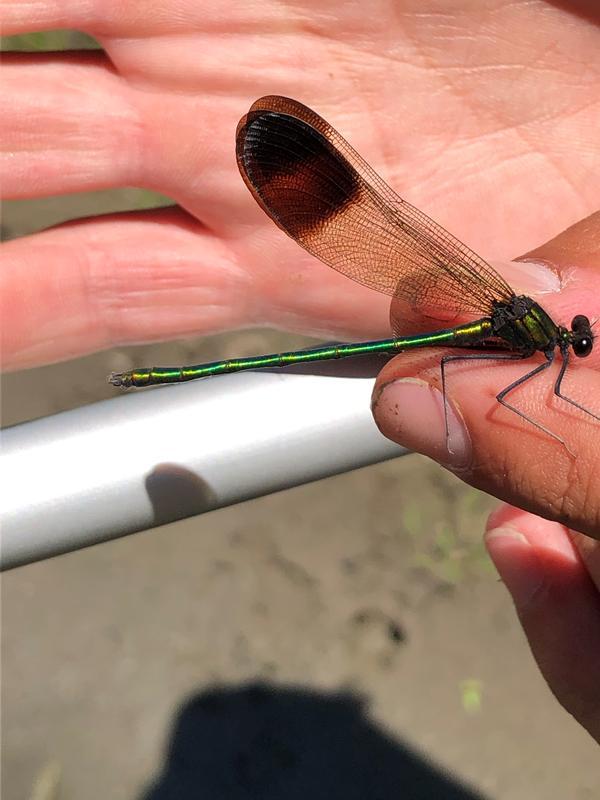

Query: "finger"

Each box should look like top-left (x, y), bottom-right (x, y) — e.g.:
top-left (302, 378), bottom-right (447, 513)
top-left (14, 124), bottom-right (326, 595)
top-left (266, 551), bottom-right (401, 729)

top-left (372, 213), bottom-right (600, 539)
top-left (0, 208), bottom-right (258, 370)
top-left (2, 203), bottom-right (393, 371)
top-left (1, 53), bottom-right (143, 199)
top-left (0, 52), bottom-right (273, 238)
top-left (372, 348), bottom-right (600, 537)
top-left (485, 506), bottom-right (600, 742)
top-left (2, 2), bottom-right (91, 34)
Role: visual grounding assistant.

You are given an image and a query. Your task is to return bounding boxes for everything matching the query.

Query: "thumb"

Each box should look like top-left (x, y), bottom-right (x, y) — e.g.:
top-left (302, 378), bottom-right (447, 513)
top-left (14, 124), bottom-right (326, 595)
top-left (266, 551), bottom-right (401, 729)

top-left (371, 212), bottom-right (600, 539)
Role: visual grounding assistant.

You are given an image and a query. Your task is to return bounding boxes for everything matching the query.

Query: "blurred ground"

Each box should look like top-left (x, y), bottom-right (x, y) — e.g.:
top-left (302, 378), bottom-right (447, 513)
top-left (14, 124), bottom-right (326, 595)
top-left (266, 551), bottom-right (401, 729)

top-left (2, 120), bottom-right (599, 800)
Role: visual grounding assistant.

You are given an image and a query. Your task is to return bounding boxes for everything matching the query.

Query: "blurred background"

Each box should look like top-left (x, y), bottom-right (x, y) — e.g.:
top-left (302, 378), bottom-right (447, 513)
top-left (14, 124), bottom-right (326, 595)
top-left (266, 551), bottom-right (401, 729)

top-left (2, 31), bottom-right (599, 800)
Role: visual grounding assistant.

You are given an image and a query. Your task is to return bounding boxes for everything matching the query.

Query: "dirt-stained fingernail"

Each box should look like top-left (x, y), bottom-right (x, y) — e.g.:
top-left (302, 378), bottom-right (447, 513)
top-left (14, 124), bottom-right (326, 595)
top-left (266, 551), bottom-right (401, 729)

top-left (372, 378), bottom-right (471, 469)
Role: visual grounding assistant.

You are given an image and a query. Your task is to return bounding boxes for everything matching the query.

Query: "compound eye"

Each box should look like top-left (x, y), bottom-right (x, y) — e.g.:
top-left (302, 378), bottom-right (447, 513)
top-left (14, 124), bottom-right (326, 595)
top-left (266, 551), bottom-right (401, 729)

top-left (573, 336), bottom-right (593, 357)
top-left (571, 314), bottom-right (591, 334)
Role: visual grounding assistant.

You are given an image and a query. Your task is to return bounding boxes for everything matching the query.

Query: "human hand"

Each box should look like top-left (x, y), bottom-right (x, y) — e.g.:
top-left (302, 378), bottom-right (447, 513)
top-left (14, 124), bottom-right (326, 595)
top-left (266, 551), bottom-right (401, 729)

top-left (371, 213), bottom-right (600, 538)
top-left (371, 214), bottom-right (600, 743)
top-left (2, 1), bottom-right (599, 371)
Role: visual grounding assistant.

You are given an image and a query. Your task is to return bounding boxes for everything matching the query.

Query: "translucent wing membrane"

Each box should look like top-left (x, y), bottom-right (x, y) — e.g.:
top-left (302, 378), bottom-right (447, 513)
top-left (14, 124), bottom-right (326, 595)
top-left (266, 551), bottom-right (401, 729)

top-left (236, 96), bottom-right (514, 335)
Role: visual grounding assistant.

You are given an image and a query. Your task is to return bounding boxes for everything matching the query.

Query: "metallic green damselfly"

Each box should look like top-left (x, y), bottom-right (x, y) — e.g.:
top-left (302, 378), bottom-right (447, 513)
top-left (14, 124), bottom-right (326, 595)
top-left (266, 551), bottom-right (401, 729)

top-left (110, 96), bottom-right (597, 447)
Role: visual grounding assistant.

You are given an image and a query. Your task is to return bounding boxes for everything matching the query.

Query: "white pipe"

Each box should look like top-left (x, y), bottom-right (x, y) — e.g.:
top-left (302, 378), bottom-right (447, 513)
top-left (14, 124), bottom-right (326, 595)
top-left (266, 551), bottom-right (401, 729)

top-left (1, 363), bottom-right (406, 569)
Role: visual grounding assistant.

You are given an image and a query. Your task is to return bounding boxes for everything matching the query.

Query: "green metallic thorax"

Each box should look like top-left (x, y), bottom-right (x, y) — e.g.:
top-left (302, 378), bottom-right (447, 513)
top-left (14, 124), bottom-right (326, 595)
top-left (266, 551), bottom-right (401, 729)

top-left (491, 296), bottom-right (561, 353)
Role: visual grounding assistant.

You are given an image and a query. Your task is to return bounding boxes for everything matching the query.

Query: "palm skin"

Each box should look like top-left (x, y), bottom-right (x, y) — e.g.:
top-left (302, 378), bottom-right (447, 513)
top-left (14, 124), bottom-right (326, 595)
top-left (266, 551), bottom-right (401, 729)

top-left (3, 0), bottom-right (599, 365)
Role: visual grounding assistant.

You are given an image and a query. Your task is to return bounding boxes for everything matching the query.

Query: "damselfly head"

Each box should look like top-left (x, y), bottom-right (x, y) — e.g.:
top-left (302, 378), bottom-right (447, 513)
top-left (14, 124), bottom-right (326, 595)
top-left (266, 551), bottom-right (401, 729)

top-left (570, 314), bottom-right (594, 358)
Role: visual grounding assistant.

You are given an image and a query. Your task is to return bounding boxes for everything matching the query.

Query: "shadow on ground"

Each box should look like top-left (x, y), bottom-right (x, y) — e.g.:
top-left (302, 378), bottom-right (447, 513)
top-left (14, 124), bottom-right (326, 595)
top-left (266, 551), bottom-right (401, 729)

top-left (141, 682), bottom-right (486, 800)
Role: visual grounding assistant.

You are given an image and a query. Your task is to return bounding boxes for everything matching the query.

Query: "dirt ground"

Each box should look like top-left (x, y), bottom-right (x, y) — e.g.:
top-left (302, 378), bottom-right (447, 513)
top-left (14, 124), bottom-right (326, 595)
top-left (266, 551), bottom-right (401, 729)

top-left (2, 193), bottom-right (599, 800)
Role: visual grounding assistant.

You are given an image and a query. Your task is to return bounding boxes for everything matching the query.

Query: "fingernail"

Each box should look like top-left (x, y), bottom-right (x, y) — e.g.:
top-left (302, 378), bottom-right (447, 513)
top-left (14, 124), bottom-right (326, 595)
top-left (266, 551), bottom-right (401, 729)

top-left (372, 378), bottom-right (471, 469)
top-left (491, 259), bottom-right (561, 295)
top-left (485, 526), bottom-right (546, 608)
